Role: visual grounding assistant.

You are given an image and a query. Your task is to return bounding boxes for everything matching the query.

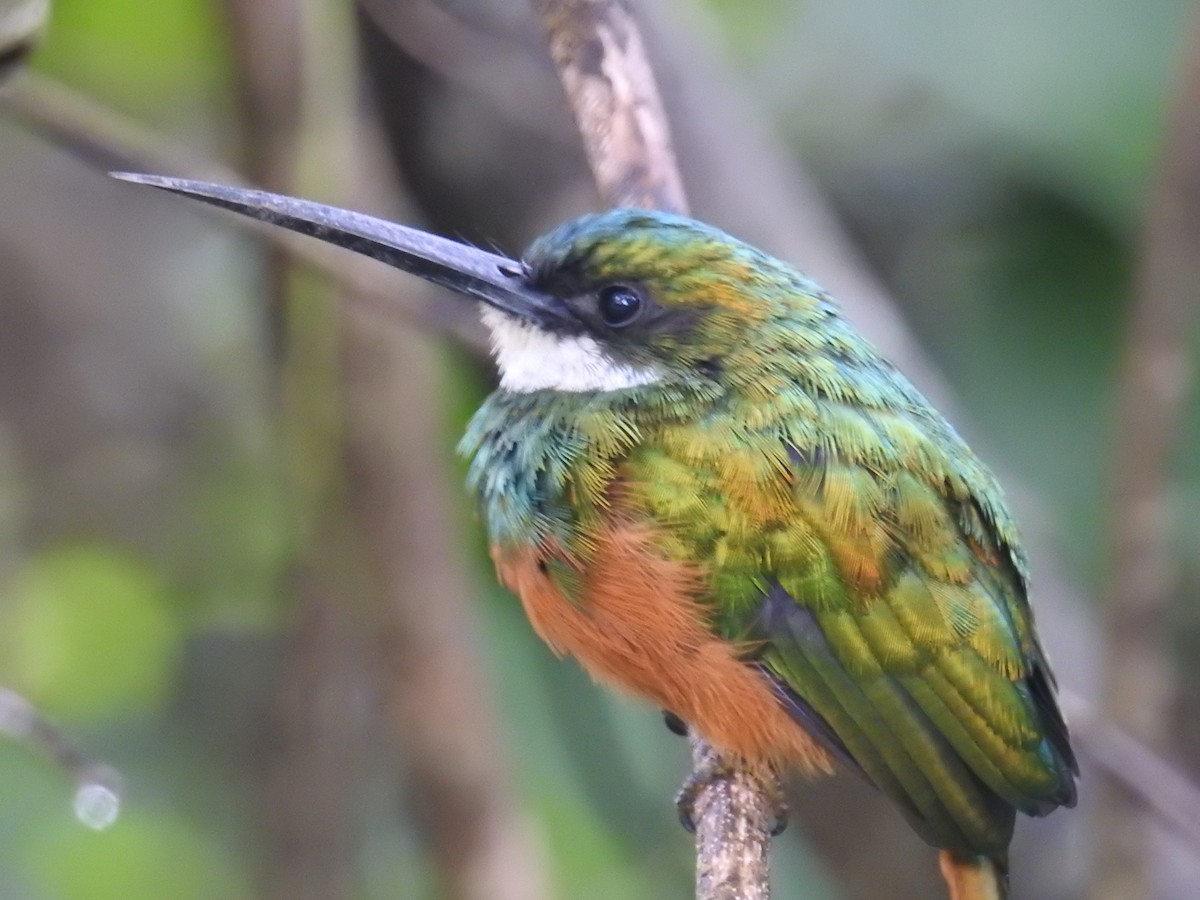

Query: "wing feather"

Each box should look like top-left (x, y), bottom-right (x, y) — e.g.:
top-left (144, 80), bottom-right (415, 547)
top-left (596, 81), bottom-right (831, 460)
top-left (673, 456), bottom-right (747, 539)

top-left (616, 394), bottom-right (1077, 857)
top-left (751, 426), bottom-right (1076, 854)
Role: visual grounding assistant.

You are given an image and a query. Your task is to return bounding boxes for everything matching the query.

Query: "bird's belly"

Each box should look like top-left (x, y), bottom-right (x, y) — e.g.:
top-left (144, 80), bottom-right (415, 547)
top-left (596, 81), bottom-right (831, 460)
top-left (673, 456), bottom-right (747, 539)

top-left (492, 523), bottom-right (833, 776)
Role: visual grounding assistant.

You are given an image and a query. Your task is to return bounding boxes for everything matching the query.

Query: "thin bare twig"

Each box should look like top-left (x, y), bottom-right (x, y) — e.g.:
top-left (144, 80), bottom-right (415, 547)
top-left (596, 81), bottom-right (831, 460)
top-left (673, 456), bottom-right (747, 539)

top-left (221, 4), bottom-right (551, 896)
top-left (0, 73), bottom-right (240, 180)
top-left (1060, 689), bottom-right (1200, 850)
top-left (0, 686), bottom-right (121, 830)
top-left (531, 2), bottom-right (773, 897)
top-left (1095, 12), bottom-right (1200, 899)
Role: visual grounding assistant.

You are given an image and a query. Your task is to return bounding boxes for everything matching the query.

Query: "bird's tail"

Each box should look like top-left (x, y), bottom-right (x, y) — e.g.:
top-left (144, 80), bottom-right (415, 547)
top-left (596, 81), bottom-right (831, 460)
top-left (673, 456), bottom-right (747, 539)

top-left (938, 851), bottom-right (1009, 900)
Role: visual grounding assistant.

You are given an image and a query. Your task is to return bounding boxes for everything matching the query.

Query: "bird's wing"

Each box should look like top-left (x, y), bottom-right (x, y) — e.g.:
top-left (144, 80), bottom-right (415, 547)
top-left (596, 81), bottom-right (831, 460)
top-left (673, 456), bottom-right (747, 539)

top-left (625, 400), bottom-right (1077, 857)
top-left (761, 416), bottom-right (1076, 856)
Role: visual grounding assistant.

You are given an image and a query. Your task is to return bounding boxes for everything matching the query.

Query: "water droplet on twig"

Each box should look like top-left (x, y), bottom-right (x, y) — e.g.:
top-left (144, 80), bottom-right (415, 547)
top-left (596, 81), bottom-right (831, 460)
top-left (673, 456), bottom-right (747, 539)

top-left (73, 778), bottom-right (121, 830)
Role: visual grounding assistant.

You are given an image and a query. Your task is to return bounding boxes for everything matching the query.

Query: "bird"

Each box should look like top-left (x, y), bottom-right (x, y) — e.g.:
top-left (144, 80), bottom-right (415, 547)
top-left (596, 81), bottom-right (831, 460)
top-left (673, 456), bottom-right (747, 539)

top-left (112, 172), bottom-right (1078, 899)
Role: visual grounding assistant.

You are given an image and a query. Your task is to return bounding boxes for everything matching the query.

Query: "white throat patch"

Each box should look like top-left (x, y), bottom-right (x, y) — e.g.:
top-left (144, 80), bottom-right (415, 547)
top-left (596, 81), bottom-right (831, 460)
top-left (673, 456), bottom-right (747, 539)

top-left (480, 308), bottom-right (663, 393)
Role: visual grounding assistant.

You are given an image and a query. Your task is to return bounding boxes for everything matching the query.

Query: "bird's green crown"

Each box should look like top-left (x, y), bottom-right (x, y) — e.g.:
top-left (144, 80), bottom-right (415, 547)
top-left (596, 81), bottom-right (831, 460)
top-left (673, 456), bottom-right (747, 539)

top-left (516, 208), bottom-right (840, 386)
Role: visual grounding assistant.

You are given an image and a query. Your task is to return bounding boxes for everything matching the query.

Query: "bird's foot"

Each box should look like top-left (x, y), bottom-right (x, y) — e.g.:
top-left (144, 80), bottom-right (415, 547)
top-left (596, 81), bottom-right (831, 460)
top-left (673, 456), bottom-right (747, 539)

top-left (674, 759), bottom-right (789, 837)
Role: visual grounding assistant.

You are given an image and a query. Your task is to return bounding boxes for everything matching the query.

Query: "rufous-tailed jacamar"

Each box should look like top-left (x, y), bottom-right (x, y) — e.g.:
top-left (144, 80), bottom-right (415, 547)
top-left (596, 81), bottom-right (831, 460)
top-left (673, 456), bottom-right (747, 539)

top-left (113, 172), bottom-right (1077, 899)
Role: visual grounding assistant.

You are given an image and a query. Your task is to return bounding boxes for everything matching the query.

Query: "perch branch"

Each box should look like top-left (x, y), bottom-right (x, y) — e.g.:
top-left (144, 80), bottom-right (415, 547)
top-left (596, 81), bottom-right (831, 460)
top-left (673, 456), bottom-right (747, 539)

top-left (531, 2), bottom-right (773, 897)
top-left (689, 739), bottom-right (774, 900)
top-left (532, 0), bottom-right (687, 214)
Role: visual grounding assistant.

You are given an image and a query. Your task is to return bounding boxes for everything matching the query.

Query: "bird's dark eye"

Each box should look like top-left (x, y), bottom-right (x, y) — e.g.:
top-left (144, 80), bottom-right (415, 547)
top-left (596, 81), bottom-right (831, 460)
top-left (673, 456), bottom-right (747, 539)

top-left (597, 284), bottom-right (643, 327)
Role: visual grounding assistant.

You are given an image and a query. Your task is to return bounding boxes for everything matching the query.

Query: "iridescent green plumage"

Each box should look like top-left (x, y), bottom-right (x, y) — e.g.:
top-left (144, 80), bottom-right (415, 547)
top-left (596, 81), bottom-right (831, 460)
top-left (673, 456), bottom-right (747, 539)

top-left (462, 209), bottom-right (1076, 859)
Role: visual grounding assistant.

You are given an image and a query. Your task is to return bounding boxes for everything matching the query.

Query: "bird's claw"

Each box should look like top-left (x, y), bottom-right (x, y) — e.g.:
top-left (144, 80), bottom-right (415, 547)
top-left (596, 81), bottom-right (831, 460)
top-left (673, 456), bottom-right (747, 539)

top-left (674, 760), bottom-right (789, 836)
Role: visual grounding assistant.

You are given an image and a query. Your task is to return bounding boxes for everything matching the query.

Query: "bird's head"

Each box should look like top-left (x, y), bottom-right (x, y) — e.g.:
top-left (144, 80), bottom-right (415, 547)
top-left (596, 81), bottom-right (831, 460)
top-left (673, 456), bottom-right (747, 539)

top-left (494, 208), bottom-right (823, 393)
top-left (109, 176), bottom-right (827, 394)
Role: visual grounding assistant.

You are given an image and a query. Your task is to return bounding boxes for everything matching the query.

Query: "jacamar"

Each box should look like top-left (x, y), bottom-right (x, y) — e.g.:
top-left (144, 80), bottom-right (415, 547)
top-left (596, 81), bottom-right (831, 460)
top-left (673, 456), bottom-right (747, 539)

top-left (114, 173), bottom-right (1077, 899)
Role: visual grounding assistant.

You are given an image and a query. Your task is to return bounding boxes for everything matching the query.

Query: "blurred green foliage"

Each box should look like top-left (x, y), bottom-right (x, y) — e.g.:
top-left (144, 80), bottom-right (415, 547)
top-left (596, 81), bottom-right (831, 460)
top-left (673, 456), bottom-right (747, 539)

top-left (0, 545), bottom-right (182, 718)
top-left (0, 0), bottom-right (1194, 898)
top-left (35, 0), bottom-right (229, 120)
top-left (24, 810), bottom-right (252, 900)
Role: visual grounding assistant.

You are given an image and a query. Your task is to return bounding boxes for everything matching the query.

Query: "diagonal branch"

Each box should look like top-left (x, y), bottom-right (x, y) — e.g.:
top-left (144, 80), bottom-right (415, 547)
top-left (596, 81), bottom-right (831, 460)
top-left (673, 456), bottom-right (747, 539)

top-left (531, 2), bottom-right (774, 898)
top-left (532, 0), bottom-right (686, 215)
top-left (1061, 689), bottom-right (1200, 850)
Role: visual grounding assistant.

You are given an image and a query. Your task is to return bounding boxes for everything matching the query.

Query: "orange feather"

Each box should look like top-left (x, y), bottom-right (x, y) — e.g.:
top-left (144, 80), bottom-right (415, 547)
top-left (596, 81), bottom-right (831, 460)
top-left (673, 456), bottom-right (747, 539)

top-left (493, 522), bottom-right (833, 776)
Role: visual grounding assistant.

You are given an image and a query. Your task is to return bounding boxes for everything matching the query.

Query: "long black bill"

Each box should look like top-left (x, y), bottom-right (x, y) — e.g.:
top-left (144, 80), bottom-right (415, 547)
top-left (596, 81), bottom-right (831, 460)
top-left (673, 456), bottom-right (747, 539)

top-left (110, 172), bottom-right (565, 326)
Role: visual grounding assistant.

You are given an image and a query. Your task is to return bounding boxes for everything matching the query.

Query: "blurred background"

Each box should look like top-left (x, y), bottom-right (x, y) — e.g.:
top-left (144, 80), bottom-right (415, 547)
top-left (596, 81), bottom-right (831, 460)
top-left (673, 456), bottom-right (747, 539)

top-left (0, 0), bottom-right (1197, 897)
